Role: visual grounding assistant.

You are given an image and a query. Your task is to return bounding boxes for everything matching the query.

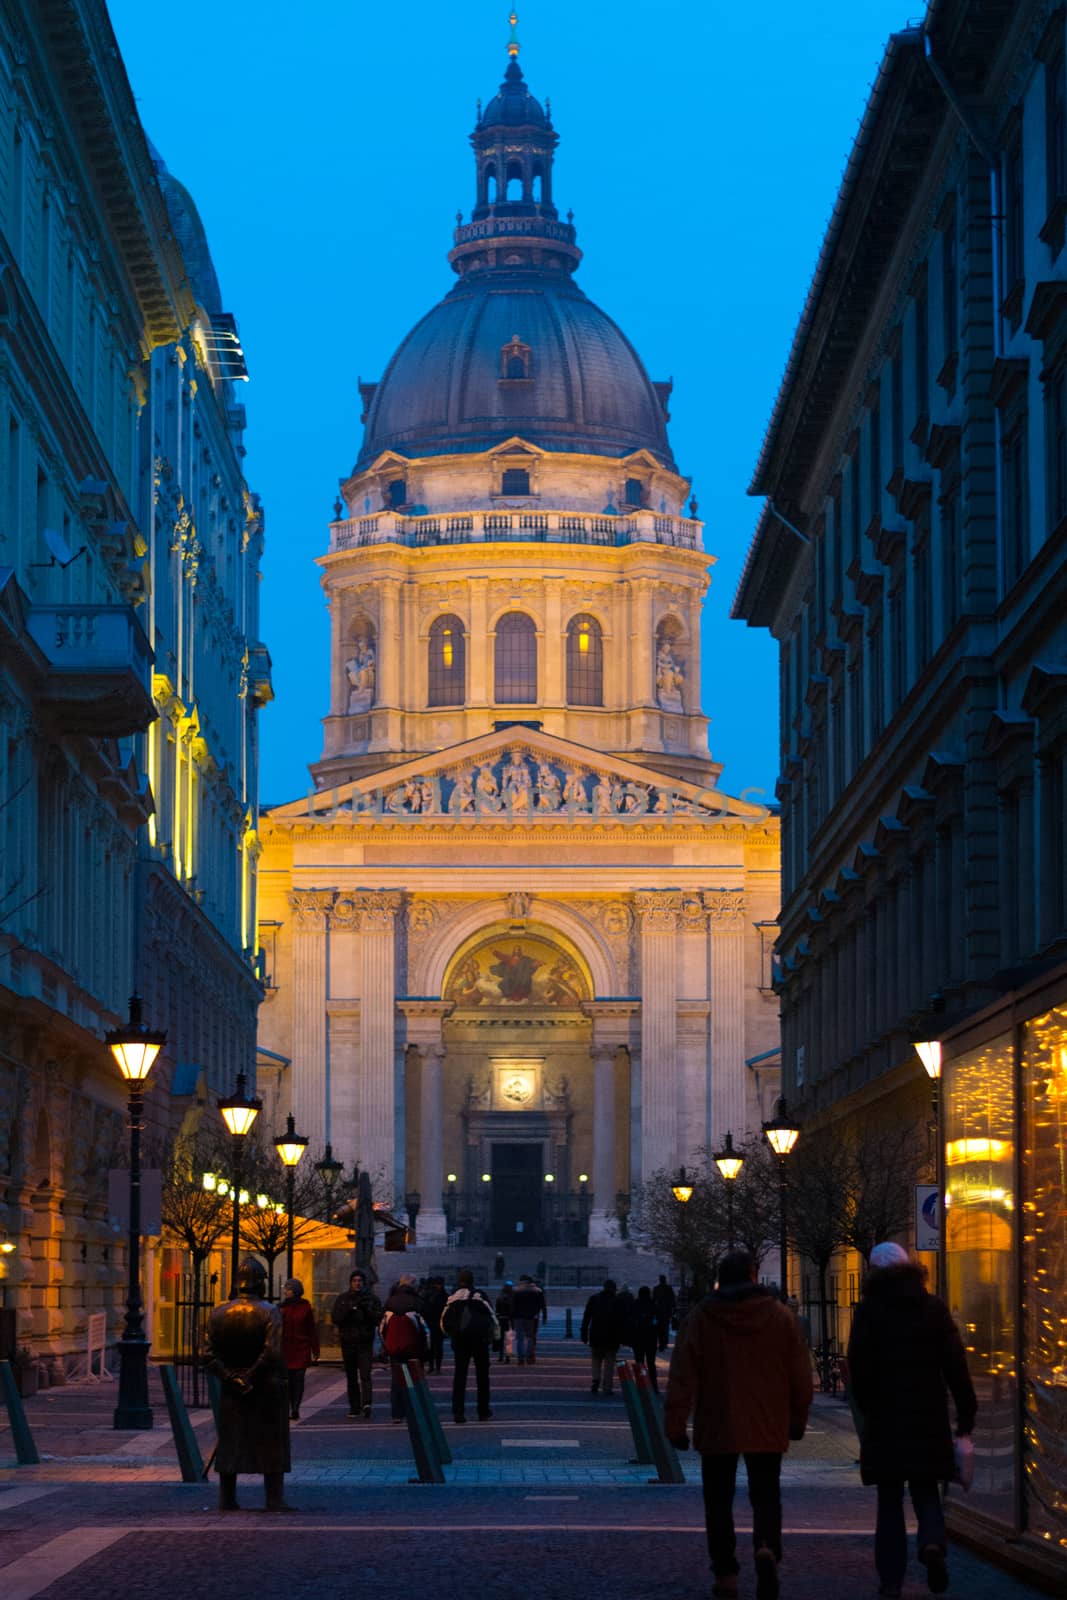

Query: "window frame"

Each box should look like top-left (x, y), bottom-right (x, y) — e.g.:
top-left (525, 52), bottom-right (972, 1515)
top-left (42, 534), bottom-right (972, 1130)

top-left (565, 613), bottom-right (604, 707)
top-left (427, 613), bottom-right (467, 708)
top-left (493, 611), bottom-right (538, 705)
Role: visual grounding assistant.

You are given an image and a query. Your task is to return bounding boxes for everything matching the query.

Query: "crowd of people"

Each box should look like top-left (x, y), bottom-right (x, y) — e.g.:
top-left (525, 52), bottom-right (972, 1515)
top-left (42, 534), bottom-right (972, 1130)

top-left (257, 1244), bottom-right (976, 1600)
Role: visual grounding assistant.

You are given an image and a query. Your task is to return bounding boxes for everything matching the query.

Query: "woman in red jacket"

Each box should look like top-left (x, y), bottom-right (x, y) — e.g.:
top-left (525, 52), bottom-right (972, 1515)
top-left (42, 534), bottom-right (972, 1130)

top-left (281, 1278), bottom-right (319, 1421)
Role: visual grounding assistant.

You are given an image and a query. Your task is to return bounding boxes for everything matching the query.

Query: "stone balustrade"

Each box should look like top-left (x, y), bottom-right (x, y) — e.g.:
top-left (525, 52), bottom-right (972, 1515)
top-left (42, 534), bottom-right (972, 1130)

top-left (328, 506), bottom-right (703, 555)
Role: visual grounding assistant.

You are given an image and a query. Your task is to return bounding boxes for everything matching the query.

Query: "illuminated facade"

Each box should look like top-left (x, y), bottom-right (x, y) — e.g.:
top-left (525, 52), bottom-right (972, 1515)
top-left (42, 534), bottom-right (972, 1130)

top-left (0, 2), bottom-right (268, 1375)
top-left (734, 1), bottom-right (1067, 1578)
top-left (257, 33), bottom-right (780, 1252)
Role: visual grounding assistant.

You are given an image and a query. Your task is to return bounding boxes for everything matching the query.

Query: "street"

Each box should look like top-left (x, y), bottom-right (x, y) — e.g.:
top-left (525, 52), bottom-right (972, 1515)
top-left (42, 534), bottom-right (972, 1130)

top-left (0, 1324), bottom-right (1049, 1599)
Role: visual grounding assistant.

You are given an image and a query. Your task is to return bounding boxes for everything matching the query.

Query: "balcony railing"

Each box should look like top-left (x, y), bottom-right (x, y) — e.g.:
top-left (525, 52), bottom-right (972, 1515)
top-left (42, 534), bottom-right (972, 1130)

top-left (26, 603), bottom-right (154, 735)
top-left (329, 507), bottom-right (703, 555)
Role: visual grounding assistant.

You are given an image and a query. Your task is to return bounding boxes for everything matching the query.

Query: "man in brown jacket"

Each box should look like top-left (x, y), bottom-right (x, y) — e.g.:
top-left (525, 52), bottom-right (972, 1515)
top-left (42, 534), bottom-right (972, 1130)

top-left (665, 1250), bottom-right (813, 1600)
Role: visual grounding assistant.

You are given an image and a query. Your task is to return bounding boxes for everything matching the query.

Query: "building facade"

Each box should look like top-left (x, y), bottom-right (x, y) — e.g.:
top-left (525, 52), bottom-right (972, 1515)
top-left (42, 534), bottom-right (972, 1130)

top-left (257, 35), bottom-right (780, 1252)
top-left (734, 0), bottom-right (1067, 1578)
top-left (0, 0), bottom-right (268, 1376)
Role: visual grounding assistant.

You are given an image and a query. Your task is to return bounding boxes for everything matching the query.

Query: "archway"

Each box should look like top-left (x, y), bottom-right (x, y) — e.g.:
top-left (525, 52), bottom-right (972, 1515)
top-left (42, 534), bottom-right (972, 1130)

top-left (437, 925), bottom-right (594, 1247)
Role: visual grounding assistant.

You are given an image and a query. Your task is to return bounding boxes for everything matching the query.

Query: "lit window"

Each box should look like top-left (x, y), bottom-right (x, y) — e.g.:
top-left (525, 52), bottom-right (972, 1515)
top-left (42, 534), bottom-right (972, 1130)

top-left (428, 614), bottom-right (466, 707)
top-left (566, 614), bottom-right (603, 706)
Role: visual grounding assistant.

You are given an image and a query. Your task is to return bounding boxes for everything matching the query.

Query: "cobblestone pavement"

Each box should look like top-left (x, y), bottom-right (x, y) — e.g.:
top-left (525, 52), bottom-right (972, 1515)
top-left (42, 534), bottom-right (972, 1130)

top-left (0, 1325), bottom-right (1053, 1599)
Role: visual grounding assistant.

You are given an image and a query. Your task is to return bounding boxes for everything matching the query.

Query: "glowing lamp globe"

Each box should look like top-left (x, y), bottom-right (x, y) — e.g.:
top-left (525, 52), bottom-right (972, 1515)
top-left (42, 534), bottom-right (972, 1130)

top-left (763, 1099), bottom-right (801, 1158)
top-left (218, 1071), bottom-right (261, 1138)
top-left (671, 1166), bottom-right (694, 1204)
top-left (914, 1040), bottom-right (943, 1081)
top-left (714, 1131), bottom-right (745, 1183)
top-left (274, 1112), bottom-right (308, 1168)
top-left (106, 995), bottom-right (165, 1083)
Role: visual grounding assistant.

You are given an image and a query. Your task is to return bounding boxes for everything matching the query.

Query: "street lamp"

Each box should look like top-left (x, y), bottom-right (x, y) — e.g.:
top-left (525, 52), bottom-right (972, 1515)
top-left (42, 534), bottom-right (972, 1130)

top-left (274, 1112), bottom-right (308, 1278)
top-left (915, 1039), bottom-right (944, 1287)
top-left (218, 1071), bottom-right (261, 1290)
top-left (314, 1142), bottom-right (344, 1221)
top-left (763, 1098), bottom-right (801, 1302)
top-left (671, 1166), bottom-right (694, 1203)
top-left (713, 1131), bottom-right (745, 1249)
top-left (106, 994), bottom-right (166, 1430)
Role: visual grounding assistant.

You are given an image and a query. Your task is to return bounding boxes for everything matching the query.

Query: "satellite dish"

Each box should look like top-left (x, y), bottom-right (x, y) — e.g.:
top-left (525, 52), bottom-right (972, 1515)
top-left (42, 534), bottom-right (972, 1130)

top-left (44, 527), bottom-right (74, 566)
top-left (32, 527), bottom-right (87, 571)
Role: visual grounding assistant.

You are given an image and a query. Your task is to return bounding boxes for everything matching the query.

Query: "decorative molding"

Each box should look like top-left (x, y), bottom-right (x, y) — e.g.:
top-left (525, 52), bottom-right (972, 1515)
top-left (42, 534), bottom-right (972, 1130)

top-left (351, 888), bottom-right (403, 929)
top-left (633, 889), bottom-right (682, 931)
top-left (330, 894), bottom-right (361, 928)
top-left (288, 888), bottom-right (335, 926)
top-left (703, 889), bottom-right (747, 927)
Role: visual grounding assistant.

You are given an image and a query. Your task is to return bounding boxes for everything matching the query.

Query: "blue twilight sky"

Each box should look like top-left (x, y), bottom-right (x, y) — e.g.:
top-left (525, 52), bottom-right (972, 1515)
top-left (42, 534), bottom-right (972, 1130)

top-left (107, 0), bottom-right (908, 807)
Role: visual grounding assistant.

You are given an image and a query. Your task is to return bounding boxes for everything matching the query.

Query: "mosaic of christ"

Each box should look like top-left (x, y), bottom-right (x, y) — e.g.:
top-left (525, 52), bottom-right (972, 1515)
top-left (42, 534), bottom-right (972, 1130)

top-left (445, 934), bottom-right (589, 1008)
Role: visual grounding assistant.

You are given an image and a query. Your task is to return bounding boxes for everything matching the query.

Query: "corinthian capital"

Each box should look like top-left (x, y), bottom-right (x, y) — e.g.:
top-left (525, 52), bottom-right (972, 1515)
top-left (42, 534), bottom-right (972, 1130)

top-left (352, 889), bottom-right (403, 928)
top-left (703, 889), bottom-right (747, 927)
top-left (633, 889), bottom-right (682, 931)
top-left (288, 888), bottom-right (335, 926)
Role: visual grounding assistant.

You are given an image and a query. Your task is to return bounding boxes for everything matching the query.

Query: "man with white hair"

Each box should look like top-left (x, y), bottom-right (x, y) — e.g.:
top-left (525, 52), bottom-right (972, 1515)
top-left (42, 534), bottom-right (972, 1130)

top-left (847, 1242), bottom-right (977, 1599)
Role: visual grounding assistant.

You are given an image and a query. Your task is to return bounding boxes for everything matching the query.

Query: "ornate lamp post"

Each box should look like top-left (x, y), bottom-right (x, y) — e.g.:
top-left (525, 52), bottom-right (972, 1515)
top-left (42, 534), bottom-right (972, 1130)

top-left (218, 1072), bottom-right (261, 1290)
top-left (445, 1172), bottom-right (458, 1237)
top-left (713, 1132), bottom-right (745, 1250)
top-left (671, 1166), bottom-right (694, 1300)
top-left (106, 994), bottom-right (166, 1430)
top-left (314, 1143), bottom-right (344, 1221)
top-left (274, 1113), bottom-right (308, 1279)
top-left (763, 1099), bottom-right (801, 1302)
top-left (914, 1040), bottom-right (944, 1288)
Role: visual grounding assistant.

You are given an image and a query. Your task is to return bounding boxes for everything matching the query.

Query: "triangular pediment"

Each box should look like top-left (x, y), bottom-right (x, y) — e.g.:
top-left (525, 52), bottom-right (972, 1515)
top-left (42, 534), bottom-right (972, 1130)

top-left (485, 436), bottom-right (545, 459)
top-left (267, 725), bottom-right (769, 827)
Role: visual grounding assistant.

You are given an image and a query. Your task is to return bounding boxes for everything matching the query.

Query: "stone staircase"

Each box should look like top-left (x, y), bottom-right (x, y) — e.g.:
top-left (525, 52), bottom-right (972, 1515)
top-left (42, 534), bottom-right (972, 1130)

top-left (371, 1241), bottom-right (680, 1305)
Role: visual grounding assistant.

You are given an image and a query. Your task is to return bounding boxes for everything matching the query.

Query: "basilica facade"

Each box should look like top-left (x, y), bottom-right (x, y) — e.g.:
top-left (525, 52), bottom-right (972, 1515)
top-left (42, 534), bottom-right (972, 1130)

top-left (257, 34), bottom-right (779, 1248)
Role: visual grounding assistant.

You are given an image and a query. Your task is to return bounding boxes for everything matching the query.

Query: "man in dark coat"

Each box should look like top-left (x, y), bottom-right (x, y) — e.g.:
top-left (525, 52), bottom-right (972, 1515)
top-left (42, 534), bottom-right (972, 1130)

top-left (331, 1268), bottom-right (381, 1418)
top-left (580, 1278), bottom-right (627, 1395)
top-left (652, 1273), bottom-right (677, 1350)
top-left (441, 1267), bottom-right (499, 1422)
top-left (664, 1251), bottom-right (812, 1600)
top-left (205, 1256), bottom-right (291, 1512)
top-left (510, 1273), bottom-right (547, 1364)
top-left (847, 1242), bottom-right (977, 1599)
top-left (419, 1276), bottom-right (448, 1373)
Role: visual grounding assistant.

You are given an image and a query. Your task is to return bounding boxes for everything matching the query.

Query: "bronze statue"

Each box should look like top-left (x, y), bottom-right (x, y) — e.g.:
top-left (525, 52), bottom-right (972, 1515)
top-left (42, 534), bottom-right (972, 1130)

top-left (205, 1255), bottom-right (292, 1511)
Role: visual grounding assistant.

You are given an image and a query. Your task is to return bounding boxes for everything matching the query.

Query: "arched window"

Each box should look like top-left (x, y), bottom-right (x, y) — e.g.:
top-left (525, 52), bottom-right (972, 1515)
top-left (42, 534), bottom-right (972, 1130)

top-left (566, 614), bottom-right (603, 707)
top-left (494, 612), bottom-right (538, 704)
top-left (428, 614), bottom-right (466, 707)
top-left (486, 168), bottom-right (498, 204)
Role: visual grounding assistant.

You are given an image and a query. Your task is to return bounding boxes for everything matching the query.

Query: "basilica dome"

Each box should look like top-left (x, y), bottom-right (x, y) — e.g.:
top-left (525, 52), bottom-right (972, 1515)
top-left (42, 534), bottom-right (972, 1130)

top-left (354, 44), bottom-right (675, 473)
top-left (357, 269), bottom-right (674, 470)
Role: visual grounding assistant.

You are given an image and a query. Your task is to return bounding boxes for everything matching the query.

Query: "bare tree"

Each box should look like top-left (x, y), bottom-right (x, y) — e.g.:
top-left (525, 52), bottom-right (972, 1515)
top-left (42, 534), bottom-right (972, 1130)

top-left (844, 1122), bottom-right (924, 1266)
top-left (635, 1139), bottom-right (779, 1294)
top-left (785, 1127), bottom-right (853, 1379)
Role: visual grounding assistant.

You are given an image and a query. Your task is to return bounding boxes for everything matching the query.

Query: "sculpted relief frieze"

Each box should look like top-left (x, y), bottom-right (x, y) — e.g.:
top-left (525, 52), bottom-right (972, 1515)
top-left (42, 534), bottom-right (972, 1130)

top-left (309, 744), bottom-right (759, 827)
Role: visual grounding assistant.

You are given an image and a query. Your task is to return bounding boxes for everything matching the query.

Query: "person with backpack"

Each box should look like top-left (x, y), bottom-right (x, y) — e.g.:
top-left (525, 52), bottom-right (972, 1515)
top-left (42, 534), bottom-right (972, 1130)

top-left (331, 1269), bottom-right (381, 1419)
top-left (379, 1273), bottom-right (430, 1423)
top-left (628, 1284), bottom-right (660, 1392)
top-left (441, 1266), bottom-right (499, 1422)
top-left (510, 1272), bottom-right (547, 1364)
top-left (580, 1278), bottom-right (628, 1394)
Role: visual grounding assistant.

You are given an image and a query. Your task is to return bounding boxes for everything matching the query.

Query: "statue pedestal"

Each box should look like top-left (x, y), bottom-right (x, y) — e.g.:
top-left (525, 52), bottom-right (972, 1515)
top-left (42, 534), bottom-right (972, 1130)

top-left (413, 1208), bottom-right (448, 1248)
top-left (587, 1212), bottom-right (622, 1247)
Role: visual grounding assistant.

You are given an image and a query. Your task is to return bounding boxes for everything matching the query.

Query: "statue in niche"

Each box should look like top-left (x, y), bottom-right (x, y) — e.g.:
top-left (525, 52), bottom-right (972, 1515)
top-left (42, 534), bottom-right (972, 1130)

top-left (450, 769), bottom-right (476, 813)
top-left (502, 748), bottom-right (532, 812)
top-left (655, 637), bottom-right (685, 712)
top-left (563, 768), bottom-right (589, 813)
top-left (535, 762), bottom-right (562, 812)
top-left (346, 635), bottom-right (376, 712)
top-left (593, 777), bottom-right (614, 815)
top-left (476, 764), bottom-right (502, 812)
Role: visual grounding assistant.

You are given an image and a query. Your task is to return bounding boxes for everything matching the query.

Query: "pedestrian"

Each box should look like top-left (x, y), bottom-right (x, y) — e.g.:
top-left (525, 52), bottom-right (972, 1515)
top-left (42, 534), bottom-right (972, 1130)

top-left (204, 1256), bottom-right (292, 1513)
top-left (495, 1279), bottom-right (514, 1363)
top-left (494, 1250), bottom-right (506, 1279)
top-left (580, 1277), bottom-right (627, 1395)
top-left (441, 1266), bottom-right (498, 1422)
top-left (419, 1275), bottom-right (448, 1373)
top-left (846, 1241), bottom-right (977, 1600)
top-left (280, 1277), bottom-right (319, 1421)
top-left (510, 1272), bottom-right (547, 1365)
top-left (628, 1283), bottom-right (660, 1391)
top-left (664, 1249), bottom-right (813, 1600)
top-left (331, 1268), bottom-right (381, 1419)
top-left (380, 1273), bottom-right (431, 1423)
top-left (652, 1272), bottom-right (676, 1350)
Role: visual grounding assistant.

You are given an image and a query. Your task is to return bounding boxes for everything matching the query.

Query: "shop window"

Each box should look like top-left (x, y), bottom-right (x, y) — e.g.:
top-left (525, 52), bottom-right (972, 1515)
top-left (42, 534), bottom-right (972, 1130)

top-left (944, 1033), bottom-right (1017, 1522)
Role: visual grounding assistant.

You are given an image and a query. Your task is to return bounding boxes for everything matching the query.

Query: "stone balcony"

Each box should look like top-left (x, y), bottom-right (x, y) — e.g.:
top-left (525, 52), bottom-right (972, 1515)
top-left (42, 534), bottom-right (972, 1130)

top-left (328, 506), bottom-right (703, 555)
top-left (27, 603), bottom-right (155, 735)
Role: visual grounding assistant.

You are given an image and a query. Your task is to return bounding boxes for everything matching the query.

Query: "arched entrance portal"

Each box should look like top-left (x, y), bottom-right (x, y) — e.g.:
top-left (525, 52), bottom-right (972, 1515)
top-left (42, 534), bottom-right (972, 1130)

top-left (441, 926), bottom-right (593, 1247)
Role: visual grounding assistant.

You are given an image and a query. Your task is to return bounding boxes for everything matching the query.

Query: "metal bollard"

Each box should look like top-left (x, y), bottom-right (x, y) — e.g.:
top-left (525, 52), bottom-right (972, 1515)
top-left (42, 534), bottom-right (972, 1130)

top-left (159, 1364), bottom-right (206, 1484)
top-left (564, 1307), bottom-right (573, 1339)
top-left (0, 1359), bottom-right (40, 1466)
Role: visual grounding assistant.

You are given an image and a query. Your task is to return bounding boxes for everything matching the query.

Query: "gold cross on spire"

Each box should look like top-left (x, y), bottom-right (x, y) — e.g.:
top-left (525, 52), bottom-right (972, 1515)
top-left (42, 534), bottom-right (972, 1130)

top-left (508, 10), bottom-right (520, 57)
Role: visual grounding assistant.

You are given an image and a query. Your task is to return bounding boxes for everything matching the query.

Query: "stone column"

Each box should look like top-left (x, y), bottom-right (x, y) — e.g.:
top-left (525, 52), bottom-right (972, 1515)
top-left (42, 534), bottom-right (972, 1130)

top-left (289, 890), bottom-right (334, 1157)
top-left (634, 891), bottom-right (681, 1183)
top-left (544, 579), bottom-right (563, 706)
top-left (469, 580), bottom-right (488, 706)
top-left (354, 890), bottom-right (402, 1202)
top-left (418, 1044), bottom-right (447, 1245)
top-left (589, 1043), bottom-right (618, 1245)
top-left (705, 890), bottom-right (747, 1144)
top-left (379, 581), bottom-right (401, 707)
